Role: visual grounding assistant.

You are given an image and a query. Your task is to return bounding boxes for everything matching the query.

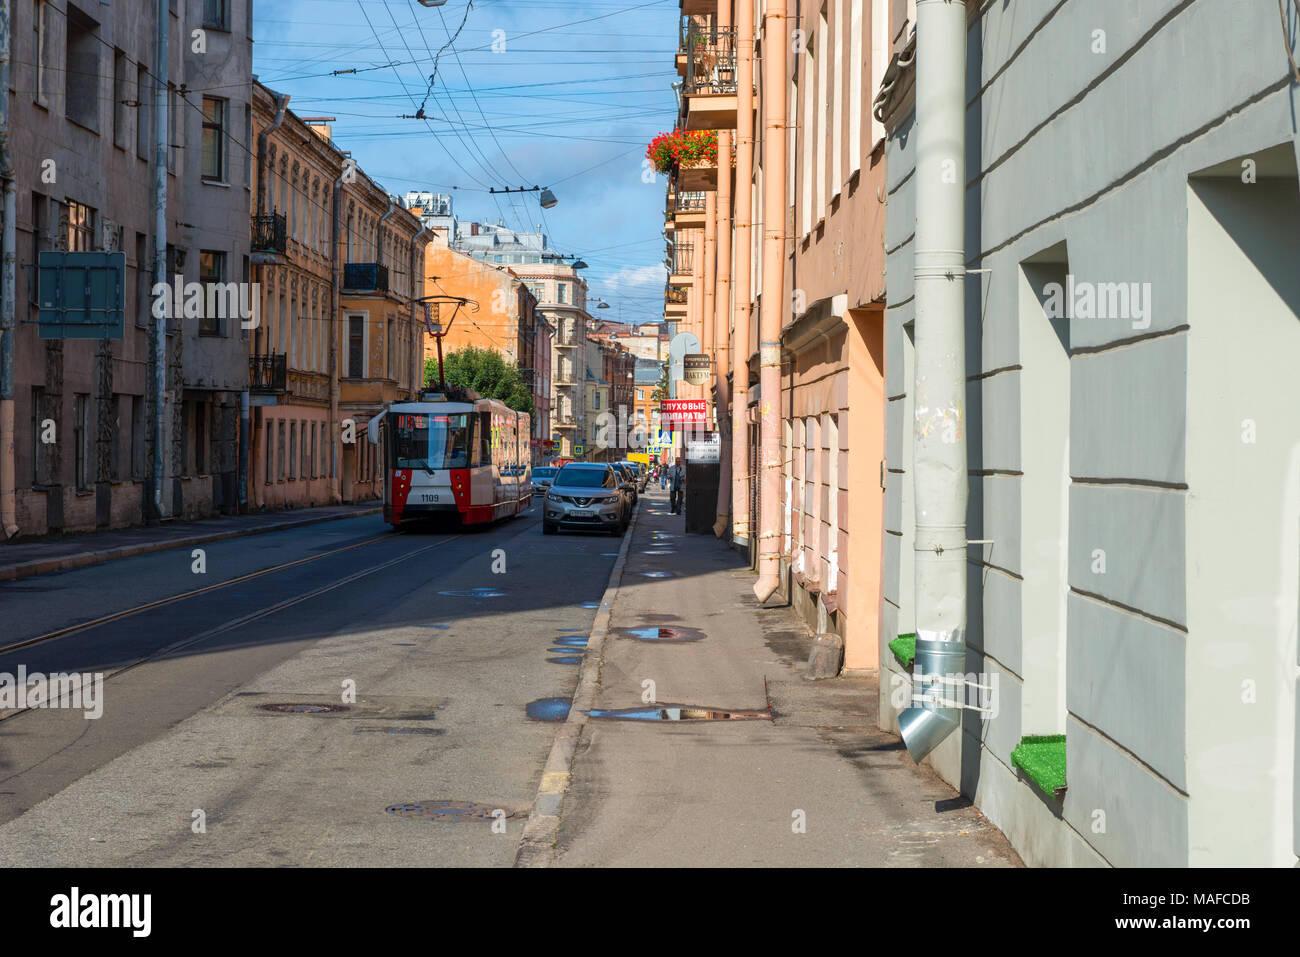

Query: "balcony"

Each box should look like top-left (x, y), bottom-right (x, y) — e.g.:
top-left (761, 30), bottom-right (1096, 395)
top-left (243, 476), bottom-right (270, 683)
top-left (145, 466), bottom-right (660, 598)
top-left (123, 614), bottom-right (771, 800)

top-left (343, 262), bottom-right (389, 294)
top-left (675, 156), bottom-right (718, 192)
top-left (683, 20), bottom-right (738, 131)
top-left (681, 0), bottom-right (717, 14)
top-left (249, 353), bottom-right (287, 393)
top-left (250, 212), bottom-right (287, 261)
top-left (668, 242), bottom-right (694, 283)
top-left (665, 285), bottom-right (689, 319)
top-left (672, 190), bottom-right (707, 229)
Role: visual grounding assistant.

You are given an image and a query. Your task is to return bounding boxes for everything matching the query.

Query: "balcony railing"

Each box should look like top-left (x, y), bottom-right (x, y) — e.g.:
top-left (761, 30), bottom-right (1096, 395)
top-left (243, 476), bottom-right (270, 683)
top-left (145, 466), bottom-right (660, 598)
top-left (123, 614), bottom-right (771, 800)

top-left (250, 353), bottom-right (287, 393)
top-left (684, 21), bottom-right (737, 96)
top-left (251, 212), bottom-right (287, 255)
top-left (343, 262), bottom-right (389, 293)
top-left (669, 243), bottom-right (694, 275)
top-left (675, 191), bottom-right (706, 213)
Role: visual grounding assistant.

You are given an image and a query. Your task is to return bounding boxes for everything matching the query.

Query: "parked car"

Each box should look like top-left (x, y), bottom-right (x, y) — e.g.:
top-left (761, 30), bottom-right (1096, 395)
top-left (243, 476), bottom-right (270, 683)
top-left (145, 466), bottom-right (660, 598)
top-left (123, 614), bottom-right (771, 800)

top-left (543, 463), bottom-right (630, 535)
top-left (531, 466), bottom-right (559, 495)
top-left (610, 462), bottom-right (639, 505)
top-left (619, 460), bottom-right (649, 492)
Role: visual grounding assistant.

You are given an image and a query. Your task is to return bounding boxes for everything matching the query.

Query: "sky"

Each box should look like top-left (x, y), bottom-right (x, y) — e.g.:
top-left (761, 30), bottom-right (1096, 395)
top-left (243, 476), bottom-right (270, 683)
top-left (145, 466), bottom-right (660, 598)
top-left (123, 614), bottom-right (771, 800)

top-left (252, 0), bottom-right (681, 327)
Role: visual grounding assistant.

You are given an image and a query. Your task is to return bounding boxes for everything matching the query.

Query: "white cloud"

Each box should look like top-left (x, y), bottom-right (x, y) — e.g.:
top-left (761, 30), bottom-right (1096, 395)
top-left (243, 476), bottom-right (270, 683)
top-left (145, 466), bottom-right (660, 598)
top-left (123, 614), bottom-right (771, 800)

top-left (602, 265), bottom-right (667, 290)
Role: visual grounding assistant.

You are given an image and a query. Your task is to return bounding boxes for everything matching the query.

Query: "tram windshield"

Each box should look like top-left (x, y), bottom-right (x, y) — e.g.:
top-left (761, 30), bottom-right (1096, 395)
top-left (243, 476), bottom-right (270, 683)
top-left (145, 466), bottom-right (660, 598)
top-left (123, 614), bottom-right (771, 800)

top-left (390, 412), bottom-right (473, 470)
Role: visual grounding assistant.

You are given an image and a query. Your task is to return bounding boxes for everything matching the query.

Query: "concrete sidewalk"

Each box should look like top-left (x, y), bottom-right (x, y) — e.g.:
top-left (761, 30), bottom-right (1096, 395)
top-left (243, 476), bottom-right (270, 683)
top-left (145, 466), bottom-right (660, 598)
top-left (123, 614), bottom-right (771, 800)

top-left (548, 487), bottom-right (1021, 867)
top-left (0, 504), bottom-right (380, 582)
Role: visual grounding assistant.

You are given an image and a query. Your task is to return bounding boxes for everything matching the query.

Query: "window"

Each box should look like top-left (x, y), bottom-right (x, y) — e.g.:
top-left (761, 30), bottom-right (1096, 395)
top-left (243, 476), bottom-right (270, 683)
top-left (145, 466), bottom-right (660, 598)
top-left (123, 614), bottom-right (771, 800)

top-left (288, 421), bottom-right (297, 480)
top-left (831, 1), bottom-right (843, 196)
top-left (265, 418), bottom-right (274, 485)
top-left (31, 387), bottom-right (50, 486)
top-left (168, 84), bottom-right (180, 172)
top-left (310, 423), bottom-right (318, 479)
top-left (802, 31), bottom-right (815, 234)
top-left (557, 283), bottom-right (567, 304)
top-left (74, 394), bottom-right (92, 491)
top-left (113, 50), bottom-right (129, 149)
top-left (132, 395), bottom-right (146, 480)
top-left (243, 104), bottom-right (253, 188)
top-left (347, 315), bottom-right (365, 378)
top-left (135, 232), bottom-right (149, 328)
top-left (112, 395), bottom-right (127, 480)
top-left (277, 420), bottom-right (286, 481)
top-left (34, 0), bottom-right (53, 107)
top-left (136, 63), bottom-right (151, 159)
top-left (300, 421), bottom-right (308, 479)
top-left (201, 97), bottom-right (227, 182)
top-left (816, 6), bottom-right (829, 216)
top-left (65, 200), bottom-right (94, 252)
top-left (65, 6), bottom-right (100, 130)
top-left (198, 250), bottom-right (226, 336)
top-left (203, 0), bottom-right (229, 30)
top-left (193, 401), bottom-right (207, 475)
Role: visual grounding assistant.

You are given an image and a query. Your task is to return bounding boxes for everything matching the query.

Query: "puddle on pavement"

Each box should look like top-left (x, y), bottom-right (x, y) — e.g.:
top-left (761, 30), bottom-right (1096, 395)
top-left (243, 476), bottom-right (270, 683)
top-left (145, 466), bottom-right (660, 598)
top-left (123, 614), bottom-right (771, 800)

top-left (553, 636), bottom-right (588, 647)
top-left (615, 625), bottom-right (705, 643)
top-left (642, 549), bottom-right (678, 555)
top-left (385, 801), bottom-right (516, 822)
top-left (547, 656), bottom-right (582, 665)
top-left (258, 703), bottom-right (351, 714)
top-left (393, 642), bottom-right (416, 647)
top-left (587, 705), bottom-right (772, 722)
top-left (525, 697), bottom-right (571, 721)
top-left (639, 571), bottom-right (676, 579)
top-left (579, 601), bottom-right (601, 609)
top-left (438, 588), bottom-right (507, 598)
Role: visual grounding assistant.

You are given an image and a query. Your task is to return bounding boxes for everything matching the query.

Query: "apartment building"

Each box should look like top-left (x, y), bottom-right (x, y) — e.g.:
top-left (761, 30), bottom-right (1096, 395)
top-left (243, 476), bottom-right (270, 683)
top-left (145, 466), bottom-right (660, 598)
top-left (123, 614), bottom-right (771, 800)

top-left (661, 0), bottom-right (891, 669)
top-left (249, 80), bottom-right (341, 512)
top-left (876, 0), bottom-right (1299, 866)
top-left (338, 174), bottom-right (428, 503)
top-left (2, 0), bottom-right (252, 538)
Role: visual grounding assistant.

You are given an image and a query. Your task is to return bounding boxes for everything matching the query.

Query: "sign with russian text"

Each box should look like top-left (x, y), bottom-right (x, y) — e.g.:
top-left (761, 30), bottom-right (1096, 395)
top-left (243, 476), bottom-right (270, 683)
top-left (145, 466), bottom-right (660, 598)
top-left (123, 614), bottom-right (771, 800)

top-left (659, 399), bottom-right (706, 424)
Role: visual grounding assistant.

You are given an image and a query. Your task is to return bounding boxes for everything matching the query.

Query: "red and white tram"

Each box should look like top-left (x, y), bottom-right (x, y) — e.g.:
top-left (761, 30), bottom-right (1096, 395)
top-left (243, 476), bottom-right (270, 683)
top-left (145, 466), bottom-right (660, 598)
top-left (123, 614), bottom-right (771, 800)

top-left (367, 390), bottom-right (532, 528)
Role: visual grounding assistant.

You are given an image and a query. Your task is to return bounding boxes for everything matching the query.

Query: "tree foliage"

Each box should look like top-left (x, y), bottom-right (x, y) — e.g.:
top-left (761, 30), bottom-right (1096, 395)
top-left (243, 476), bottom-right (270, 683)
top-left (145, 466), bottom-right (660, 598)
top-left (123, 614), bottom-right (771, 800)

top-left (425, 346), bottom-right (534, 414)
top-left (651, 362), bottom-right (669, 401)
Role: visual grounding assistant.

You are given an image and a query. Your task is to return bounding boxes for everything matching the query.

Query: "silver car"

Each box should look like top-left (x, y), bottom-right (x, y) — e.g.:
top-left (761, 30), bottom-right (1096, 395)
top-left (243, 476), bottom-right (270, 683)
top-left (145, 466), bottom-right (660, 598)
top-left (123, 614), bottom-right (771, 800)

top-left (542, 463), bottom-right (628, 535)
top-left (531, 466), bottom-right (559, 495)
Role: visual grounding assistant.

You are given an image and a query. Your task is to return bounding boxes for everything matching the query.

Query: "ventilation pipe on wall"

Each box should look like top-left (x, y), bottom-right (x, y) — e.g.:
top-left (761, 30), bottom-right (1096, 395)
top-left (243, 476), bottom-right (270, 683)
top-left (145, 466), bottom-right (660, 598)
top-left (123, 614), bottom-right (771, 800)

top-left (753, 0), bottom-right (789, 602)
top-left (897, 0), bottom-right (971, 762)
top-left (730, 0), bottom-right (756, 547)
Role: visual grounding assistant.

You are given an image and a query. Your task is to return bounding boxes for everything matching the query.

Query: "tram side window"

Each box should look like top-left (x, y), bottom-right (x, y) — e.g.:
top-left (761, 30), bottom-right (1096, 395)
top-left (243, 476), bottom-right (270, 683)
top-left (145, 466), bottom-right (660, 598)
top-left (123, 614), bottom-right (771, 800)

top-left (480, 412), bottom-right (492, 467)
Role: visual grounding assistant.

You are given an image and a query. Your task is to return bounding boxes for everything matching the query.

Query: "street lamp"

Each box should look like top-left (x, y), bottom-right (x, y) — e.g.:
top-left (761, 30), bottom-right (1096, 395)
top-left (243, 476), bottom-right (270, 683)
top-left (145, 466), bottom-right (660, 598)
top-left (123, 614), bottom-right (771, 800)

top-left (417, 1), bottom-right (449, 7)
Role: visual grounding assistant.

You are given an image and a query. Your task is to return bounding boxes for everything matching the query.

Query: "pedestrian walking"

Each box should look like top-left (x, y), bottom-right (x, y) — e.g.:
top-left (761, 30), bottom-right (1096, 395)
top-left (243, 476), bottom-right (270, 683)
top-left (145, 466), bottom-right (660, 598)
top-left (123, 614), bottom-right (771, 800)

top-left (669, 457), bottom-right (685, 514)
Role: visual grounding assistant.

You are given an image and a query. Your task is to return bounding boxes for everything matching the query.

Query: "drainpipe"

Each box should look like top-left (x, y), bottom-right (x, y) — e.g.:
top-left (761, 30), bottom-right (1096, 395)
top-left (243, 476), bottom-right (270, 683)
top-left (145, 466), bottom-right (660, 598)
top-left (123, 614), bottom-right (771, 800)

top-left (256, 91), bottom-right (290, 217)
top-left (151, 0), bottom-right (168, 521)
top-left (0, 0), bottom-right (17, 538)
top-left (410, 222), bottom-right (428, 392)
top-left (753, 0), bottom-right (789, 602)
top-left (897, 0), bottom-right (970, 762)
top-left (730, 0), bottom-right (755, 547)
top-left (329, 169), bottom-right (346, 504)
top-left (712, 124), bottom-right (733, 536)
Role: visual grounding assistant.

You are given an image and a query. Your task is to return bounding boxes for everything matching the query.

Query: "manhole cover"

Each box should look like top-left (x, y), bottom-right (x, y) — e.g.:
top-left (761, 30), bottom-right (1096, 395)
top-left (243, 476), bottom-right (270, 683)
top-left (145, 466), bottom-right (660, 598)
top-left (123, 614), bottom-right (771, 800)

top-left (615, 625), bottom-right (705, 643)
top-left (588, 704), bottom-right (772, 722)
top-left (385, 801), bottom-right (515, 822)
top-left (258, 703), bottom-right (351, 714)
top-left (356, 727), bottom-right (445, 736)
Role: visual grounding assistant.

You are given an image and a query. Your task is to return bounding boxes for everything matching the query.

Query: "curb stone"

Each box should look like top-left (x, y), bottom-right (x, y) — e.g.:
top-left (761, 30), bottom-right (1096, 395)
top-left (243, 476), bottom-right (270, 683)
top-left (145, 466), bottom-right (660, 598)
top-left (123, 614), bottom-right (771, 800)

top-left (514, 495), bottom-right (643, 867)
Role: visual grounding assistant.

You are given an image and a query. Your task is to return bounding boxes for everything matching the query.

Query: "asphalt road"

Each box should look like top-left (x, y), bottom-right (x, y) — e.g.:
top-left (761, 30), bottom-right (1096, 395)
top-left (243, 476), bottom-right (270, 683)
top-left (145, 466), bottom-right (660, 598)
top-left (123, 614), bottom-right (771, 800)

top-left (0, 502), bottom-right (624, 866)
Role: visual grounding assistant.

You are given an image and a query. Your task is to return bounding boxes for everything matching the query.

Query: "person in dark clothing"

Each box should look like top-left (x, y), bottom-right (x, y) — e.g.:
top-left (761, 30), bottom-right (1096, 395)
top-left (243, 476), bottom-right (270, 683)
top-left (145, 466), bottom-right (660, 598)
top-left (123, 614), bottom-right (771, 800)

top-left (669, 457), bottom-right (686, 514)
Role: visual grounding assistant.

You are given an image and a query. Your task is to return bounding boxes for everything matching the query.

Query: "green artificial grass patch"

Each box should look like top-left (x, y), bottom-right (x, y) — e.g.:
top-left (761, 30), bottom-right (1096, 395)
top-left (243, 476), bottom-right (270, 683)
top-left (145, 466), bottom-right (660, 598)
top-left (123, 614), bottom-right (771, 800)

top-left (889, 633), bottom-right (916, 669)
top-left (1011, 735), bottom-right (1067, 798)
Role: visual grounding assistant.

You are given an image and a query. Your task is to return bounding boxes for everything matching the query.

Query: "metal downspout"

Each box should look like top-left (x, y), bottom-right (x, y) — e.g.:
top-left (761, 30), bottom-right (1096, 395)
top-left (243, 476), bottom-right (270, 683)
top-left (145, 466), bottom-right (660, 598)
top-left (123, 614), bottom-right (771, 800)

top-left (0, 0), bottom-right (16, 538)
top-left (753, 0), bottom-right (788, 602)
top-left (897, 0), bottom-right (971, 762)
